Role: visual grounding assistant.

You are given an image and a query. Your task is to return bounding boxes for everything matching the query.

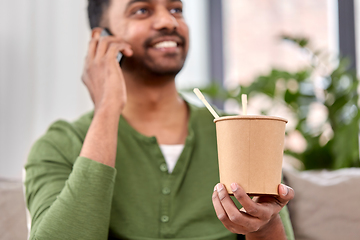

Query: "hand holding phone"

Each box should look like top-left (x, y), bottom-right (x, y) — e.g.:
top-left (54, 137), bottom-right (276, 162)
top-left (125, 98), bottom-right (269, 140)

top-left (79, 28), bottom-right (130, 170)
top-left (82, 28), bottom-right (131, 114)
top-left (100, 28), bottom-right (123, 62)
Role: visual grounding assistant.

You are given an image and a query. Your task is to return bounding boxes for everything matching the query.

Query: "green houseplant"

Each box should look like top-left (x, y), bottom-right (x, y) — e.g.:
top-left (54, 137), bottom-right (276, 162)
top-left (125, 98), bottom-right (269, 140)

top-left (196, 36), bottom-right (359, 170)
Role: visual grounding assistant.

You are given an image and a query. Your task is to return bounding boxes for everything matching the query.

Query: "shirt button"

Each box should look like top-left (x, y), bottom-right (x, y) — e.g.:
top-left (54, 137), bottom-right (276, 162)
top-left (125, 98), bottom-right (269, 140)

top-left (160, 163), bottom-right (168, 172)
top-left (162, 187), bottom-right (171, 195)
top-left (161, 215), bottom-right (169, 223)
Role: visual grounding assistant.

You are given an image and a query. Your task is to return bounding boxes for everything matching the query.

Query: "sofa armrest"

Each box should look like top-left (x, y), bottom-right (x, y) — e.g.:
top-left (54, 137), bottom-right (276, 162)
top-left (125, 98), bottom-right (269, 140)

top-left (0, 178), bottom-right (28, 240)
top-left (283, 168), bottom-right (360, 240)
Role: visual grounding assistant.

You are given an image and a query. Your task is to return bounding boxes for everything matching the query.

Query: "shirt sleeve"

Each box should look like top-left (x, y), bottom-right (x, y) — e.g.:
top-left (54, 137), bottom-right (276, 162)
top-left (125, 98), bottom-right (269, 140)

top-left (279, 205), bottom-right (295, 240)
top-left (25, 123), bottom-right (117, 240)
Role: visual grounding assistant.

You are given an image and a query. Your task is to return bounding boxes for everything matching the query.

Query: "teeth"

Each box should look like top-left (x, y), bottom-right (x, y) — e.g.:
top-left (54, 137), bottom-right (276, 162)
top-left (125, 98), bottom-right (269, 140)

top-left (154, 41), bottom-right (177, 49)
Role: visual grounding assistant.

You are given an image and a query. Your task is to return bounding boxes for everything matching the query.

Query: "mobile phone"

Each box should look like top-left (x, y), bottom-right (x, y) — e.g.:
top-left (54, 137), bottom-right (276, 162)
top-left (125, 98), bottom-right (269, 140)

top-left (100, 28), bottom-right (123, 62)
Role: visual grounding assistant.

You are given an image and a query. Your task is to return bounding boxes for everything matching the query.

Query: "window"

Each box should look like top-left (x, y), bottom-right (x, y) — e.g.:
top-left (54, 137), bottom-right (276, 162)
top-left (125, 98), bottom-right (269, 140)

top-left (356, 0), bottom-right (360, 78)
top-left (222, 0), bottom-right (339, 87)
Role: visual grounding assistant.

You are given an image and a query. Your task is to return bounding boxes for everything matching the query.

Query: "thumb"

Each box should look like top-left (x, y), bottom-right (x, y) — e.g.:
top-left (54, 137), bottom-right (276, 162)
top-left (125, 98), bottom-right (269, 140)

top-left (278, 184), bottom-right (295, 203)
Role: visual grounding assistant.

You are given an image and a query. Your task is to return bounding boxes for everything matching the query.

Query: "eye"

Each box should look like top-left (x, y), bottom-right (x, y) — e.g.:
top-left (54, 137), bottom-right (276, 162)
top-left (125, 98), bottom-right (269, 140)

top-left (134, 8), bottom-right (149, 15)
top-left (170, 7), bottom-right (183, 15)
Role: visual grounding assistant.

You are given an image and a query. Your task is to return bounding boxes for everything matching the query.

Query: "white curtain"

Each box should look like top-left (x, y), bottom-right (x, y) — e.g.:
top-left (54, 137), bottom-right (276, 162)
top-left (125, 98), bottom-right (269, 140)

top-left (0, 0), bottom-right (210, 179)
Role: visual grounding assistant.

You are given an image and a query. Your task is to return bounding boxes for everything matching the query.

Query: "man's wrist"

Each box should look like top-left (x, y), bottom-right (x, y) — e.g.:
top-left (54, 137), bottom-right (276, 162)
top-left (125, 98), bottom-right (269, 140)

top-left (246, 214), bottom-right (286, 240)
top-left (94, 102), bottom-right (123, 118)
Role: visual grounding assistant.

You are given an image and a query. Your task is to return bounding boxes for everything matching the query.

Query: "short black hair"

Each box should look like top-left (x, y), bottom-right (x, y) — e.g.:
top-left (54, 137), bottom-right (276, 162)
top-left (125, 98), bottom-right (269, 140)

top-left (88, 0), bottom-right (111, 29)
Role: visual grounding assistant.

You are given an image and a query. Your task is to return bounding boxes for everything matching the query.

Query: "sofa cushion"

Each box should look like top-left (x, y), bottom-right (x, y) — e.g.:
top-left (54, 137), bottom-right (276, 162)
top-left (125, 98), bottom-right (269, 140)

top-left (0, 178), bottom-right (28, 240)
top-left (283, 168), bottom-right (360, 240)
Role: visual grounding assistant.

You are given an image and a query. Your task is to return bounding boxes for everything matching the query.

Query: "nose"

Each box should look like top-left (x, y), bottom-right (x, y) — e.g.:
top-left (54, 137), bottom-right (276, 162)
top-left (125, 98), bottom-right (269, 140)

top-left (152, 7), bottom-right (179, 32)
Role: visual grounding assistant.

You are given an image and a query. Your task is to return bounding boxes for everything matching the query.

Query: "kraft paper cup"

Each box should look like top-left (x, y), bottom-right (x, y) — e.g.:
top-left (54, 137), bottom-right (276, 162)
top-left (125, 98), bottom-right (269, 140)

top-left (214, 115), bottom-right (288, 196)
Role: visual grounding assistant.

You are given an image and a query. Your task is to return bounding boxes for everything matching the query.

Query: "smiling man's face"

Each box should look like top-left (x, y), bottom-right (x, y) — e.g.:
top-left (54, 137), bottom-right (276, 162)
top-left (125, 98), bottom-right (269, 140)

top-left (106, 0), bottom-right (189, 76)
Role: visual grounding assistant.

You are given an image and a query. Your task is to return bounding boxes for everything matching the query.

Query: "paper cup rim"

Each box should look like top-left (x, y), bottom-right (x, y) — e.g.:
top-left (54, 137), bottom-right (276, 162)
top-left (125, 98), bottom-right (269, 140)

top-left (213, 115), bottom-right (288, 123)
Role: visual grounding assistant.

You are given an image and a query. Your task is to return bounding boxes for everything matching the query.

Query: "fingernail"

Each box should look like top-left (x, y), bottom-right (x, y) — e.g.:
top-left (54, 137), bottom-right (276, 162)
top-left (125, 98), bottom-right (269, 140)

top-left (214, 185), bottom-right (217, 192)
top-left (231, 183), bottom-right (238, 192)
top-left (281, 184), bottom-right (289, 196)
top-left (239, 207), bottom-right (247, 213)
top-left (216, 183), bottom-right (224, 192)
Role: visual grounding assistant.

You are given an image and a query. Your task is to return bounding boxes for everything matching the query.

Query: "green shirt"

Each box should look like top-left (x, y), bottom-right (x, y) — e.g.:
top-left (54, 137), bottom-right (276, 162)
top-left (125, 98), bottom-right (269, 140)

top-left (25, 103), bottom-right (294, 240)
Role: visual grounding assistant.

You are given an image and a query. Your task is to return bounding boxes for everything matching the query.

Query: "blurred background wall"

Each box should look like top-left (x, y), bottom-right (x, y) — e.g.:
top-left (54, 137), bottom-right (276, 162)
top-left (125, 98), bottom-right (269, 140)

top-left (0, 0), bottom-right (359, 179)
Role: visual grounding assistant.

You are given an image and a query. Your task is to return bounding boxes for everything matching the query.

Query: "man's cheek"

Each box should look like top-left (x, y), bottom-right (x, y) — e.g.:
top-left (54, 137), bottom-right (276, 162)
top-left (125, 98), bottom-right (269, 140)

top-left (124, 24), bottom-right (149, 43)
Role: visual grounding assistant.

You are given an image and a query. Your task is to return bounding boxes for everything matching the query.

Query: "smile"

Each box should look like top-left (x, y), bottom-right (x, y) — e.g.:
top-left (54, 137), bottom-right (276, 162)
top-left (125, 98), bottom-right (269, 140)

top-left (153, 41), bottom-right (178, 49)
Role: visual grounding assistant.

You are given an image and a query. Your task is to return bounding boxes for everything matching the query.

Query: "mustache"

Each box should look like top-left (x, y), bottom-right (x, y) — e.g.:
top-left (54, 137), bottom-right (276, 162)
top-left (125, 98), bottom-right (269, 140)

top-left (143, 30), bottom-right (186, 47)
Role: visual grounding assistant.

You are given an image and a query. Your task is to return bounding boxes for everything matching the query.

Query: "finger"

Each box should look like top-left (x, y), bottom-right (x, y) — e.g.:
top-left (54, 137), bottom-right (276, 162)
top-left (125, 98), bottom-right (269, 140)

top-left (87, 37), bottom-right (99, 61)
top-left (105, 43), bottom-right (133, 60)
top-left (254, 184), bottom-right (295, 216)
top-left (216, 183), bottom-right (263, 233)
top-left (91, 27), bottom-right (103, 38)
top-left (106, 43), bottom-right (124, 61)
top-left (231, 183), bottom-right (271, 220)
top-left (86, 28), bottom-right (103, 60)
top-left (216, 183), bottom-right (260, 227)
top-left (121, 44), bottom-right (133, 57)
top-left (212, 186), bottom-right (237, 230)
top-left (95, 36), bottom-right (119, 60)
top-left (276, 184), bottom-right (295, 206)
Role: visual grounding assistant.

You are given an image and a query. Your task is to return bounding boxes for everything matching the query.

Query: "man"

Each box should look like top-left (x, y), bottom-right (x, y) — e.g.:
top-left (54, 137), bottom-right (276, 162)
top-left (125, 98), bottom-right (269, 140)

top-left (25, 0), bottom-right (295, 239)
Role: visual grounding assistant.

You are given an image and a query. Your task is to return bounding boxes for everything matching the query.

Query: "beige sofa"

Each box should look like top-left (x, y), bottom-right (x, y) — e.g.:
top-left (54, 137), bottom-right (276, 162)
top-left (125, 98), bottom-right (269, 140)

top-left (0, 178), bottom-right (28, 240)
top-left (1, 168), bottom-right (360, 240)
top-left (283, 167), bottom-right (360, 240)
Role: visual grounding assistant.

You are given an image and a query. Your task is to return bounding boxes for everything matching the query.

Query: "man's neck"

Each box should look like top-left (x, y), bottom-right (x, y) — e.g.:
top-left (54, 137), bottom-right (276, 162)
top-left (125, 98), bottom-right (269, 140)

top-left (121, 70), bottom-right (189, 144)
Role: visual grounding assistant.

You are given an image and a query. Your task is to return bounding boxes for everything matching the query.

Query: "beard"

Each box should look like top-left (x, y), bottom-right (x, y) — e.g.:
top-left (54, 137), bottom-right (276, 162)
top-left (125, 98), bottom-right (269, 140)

top-left (121, 30), bottom-right (188, 77)
top-left (121, 49), bottom-right (187, 78)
